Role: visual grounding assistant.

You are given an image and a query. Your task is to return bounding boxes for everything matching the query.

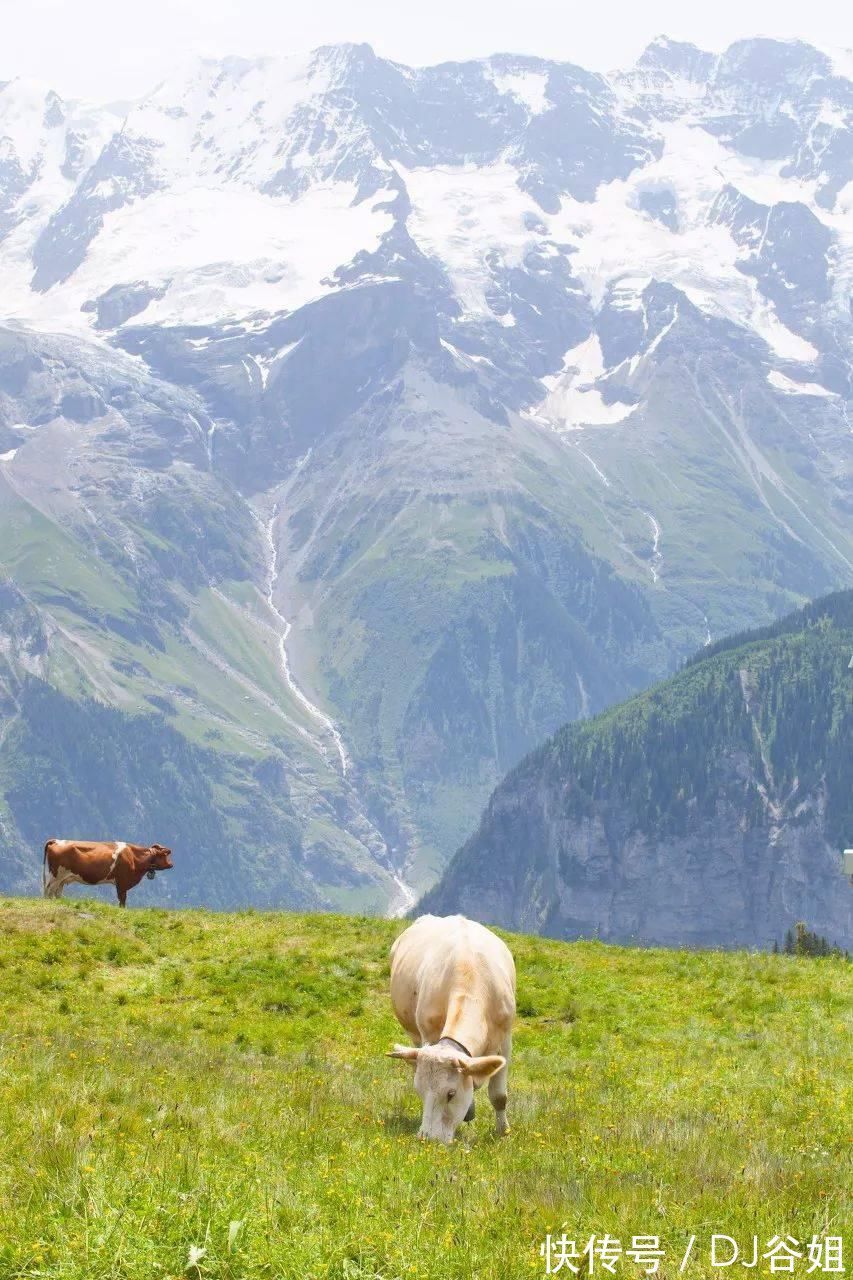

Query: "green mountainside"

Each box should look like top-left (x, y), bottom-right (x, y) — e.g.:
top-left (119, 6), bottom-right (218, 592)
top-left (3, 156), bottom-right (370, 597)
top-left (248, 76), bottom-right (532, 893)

top-left (0, 334), bottom-right (395, 910)
top-left (1, 319), bottom-right (851, 910)
top-left (422, 590), bottom-right (853, 948)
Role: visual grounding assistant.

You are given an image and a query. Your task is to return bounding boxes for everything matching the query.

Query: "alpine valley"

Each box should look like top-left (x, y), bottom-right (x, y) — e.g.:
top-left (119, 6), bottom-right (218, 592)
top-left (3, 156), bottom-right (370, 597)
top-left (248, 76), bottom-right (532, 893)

top-left (0, 36), bottom-right (851, 918)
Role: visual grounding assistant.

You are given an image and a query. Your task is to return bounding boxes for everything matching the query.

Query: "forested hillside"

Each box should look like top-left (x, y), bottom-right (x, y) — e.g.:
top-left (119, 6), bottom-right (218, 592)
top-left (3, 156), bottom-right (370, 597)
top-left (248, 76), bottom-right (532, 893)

top-left (0, 677), bottom-right (315, 906)
top-left (422, 590), bottom-right (853, 948)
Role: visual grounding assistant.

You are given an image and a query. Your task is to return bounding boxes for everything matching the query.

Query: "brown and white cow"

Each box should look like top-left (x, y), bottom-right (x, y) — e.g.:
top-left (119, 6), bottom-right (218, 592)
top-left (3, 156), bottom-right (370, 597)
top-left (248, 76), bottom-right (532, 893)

top-left (43, 840), bottom-right (173, 907)
top-left (387, 913), bottom-right (516, 1143)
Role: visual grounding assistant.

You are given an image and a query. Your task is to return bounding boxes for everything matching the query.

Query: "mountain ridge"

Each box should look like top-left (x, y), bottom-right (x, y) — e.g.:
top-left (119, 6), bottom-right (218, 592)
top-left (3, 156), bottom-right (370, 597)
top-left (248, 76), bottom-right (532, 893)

top-left (1, 34), bottom-right (851, 910)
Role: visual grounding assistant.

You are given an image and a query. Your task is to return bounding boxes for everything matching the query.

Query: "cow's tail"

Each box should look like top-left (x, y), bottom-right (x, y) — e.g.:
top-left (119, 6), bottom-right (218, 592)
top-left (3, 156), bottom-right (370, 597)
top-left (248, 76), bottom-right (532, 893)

top-left (42, 840), bottom-right (55, 895)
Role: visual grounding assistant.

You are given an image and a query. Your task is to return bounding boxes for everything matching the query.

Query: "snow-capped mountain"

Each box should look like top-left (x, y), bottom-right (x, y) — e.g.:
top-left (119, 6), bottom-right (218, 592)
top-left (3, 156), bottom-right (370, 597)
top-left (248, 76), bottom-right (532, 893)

top-left (0, 37), bottom-right (851, 912)
top-left (3, 39), bottom-right (851, 384)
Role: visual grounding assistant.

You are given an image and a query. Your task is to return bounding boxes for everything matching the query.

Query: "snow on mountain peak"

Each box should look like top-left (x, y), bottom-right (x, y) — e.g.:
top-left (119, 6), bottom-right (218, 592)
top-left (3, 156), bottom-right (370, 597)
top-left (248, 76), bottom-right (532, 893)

top-left (633, 36), bottom-right (716, 81)
top-left (0, 79), bottom-right (108, 174)
top-left (488, 67), bottom-right (551, 115)
top-left (0, 36), bottom-right (848, 411)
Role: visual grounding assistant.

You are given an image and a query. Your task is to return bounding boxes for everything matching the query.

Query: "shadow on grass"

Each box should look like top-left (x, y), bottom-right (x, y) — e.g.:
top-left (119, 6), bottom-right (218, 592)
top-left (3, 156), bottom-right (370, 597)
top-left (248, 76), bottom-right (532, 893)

top-left (381, 1112), bottom-right (509, 1147)
top-left (382, 1111), bottom-right (421, 1135)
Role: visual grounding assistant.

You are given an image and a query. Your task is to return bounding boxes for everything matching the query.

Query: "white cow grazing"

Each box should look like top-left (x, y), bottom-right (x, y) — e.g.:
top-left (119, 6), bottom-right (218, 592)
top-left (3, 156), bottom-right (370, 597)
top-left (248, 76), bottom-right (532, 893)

top-left (387, 913), bottom-right (516, 1143)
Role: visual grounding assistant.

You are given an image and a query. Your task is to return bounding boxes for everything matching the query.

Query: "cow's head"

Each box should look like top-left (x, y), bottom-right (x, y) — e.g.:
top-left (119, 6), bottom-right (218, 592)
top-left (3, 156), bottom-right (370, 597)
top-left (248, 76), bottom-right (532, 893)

top-left (147, 844), bottom-right (173, 871)
top-left (387, 1044), bottom-right (505, 1144)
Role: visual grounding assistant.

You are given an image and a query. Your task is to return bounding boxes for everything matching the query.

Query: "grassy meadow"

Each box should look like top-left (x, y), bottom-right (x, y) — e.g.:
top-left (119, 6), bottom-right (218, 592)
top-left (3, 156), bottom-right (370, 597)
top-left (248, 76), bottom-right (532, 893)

top-left (0, 897), bottom-right (849, 1279)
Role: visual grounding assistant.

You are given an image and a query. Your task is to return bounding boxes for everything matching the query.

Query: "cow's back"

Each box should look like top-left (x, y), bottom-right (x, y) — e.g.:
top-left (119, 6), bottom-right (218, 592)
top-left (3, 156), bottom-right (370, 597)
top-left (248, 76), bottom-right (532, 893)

top-left (45, 840), bottom-right (123, 881)
top-left (390, 914), bottom-right (515, 1043)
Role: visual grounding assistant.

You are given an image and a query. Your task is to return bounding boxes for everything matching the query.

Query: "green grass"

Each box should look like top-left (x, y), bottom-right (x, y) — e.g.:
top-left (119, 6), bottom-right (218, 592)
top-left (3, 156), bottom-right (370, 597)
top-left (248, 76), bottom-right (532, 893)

top-left (0, 503), bottom-right (135, 622)
top-left (0, 899), bottom-right (849, 1280)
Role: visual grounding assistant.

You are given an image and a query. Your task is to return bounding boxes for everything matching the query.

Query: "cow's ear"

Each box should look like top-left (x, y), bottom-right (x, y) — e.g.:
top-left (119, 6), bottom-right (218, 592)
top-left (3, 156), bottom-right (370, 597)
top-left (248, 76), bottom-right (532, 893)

top-left (460, 1054), bottom-right (505, 1086)
top-left (387, 1044), bottom-right (420, 1065)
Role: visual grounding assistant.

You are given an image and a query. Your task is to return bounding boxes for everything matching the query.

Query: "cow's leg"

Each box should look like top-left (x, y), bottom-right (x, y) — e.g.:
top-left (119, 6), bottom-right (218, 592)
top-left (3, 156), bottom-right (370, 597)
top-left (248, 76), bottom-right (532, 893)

top-left (116, 884), bottom-right (127, 908)
top-left (46, 870), bottom-right (66, 898)
top-left (48, 869), bottom-right (83, 899)
top-left (488, 1033), bottom-right (511, 1136)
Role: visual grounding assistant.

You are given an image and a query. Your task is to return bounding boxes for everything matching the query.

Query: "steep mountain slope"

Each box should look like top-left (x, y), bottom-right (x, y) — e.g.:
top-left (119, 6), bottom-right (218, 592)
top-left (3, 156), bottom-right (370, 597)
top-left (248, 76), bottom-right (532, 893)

top-left (421, 590), bottom-right (853, 948)
top-left (0, 37), bottom-right (851, 905)
top-left (0, 330), bottom-right (399, 908)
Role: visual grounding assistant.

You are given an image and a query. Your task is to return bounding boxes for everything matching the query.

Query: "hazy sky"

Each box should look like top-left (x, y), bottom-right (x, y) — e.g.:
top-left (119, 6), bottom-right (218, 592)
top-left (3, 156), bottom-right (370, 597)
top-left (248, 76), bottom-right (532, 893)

top-left (2, 0), bottom-right (850, 101)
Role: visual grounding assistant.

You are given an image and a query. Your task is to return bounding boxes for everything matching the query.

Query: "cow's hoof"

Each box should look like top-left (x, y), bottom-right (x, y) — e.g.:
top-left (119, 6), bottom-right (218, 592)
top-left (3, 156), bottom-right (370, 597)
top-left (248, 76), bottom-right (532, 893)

top-left (463, 1101), bottom-right (475, 1123)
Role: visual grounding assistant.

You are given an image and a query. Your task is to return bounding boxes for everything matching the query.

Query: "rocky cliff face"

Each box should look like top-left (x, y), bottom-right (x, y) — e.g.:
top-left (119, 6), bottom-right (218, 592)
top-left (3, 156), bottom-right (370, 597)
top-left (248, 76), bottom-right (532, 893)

top-left (429, 771), bottom-right (850, 949)
top-left (422, 592), bottom-right (853, 948)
